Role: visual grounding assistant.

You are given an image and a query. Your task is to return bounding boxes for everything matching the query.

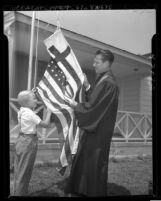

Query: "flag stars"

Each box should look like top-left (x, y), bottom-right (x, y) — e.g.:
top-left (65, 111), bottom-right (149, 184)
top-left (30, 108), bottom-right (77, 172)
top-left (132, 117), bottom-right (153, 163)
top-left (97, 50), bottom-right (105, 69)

top-left (47, 59), bottom-right (67, 88)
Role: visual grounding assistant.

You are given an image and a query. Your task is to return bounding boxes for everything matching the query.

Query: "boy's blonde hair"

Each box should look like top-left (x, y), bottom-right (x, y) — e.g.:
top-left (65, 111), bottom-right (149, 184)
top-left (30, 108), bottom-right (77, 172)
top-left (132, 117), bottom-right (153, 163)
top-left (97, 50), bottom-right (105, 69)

top-left (17, 90), bottom-right (32, 106)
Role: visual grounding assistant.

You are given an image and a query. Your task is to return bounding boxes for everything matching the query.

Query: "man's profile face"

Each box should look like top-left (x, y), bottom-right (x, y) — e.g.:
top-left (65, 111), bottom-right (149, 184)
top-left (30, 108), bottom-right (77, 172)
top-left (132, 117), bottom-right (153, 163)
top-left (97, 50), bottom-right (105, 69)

top-left (93, 54), bottom-right (110, 74)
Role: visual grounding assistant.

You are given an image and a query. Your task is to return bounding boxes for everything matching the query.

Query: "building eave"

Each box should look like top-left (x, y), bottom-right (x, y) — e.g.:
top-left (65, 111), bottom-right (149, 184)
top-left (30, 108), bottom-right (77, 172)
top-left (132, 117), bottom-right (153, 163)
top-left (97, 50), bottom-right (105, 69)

top-left (15, 11), bottom-right (152, 69)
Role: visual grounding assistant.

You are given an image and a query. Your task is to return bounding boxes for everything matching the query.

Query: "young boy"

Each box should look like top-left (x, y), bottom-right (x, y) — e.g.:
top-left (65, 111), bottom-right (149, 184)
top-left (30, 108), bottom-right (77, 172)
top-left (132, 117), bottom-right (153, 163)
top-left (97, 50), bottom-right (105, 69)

top-left (13, 90), bottom-right (52, 196)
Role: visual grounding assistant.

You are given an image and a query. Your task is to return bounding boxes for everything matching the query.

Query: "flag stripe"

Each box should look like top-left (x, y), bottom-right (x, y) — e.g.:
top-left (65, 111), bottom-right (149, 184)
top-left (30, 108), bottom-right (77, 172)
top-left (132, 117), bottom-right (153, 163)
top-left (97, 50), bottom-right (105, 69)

top-left (64, 138), bottom-right (73, 162)
top-left (59, 146), bottom-right (68, 167)
top-left (60, 136), bottom-right (73, 166)
top-left (36, 86), bottom-right (64, 134)
top-left (39, 79), bottom-right (64, 106)
top-left (37, 84), bottom-right (72, 128)
top-left (75, 84), bottom-right (82, 103)
top-left (39, 81), bottom-right (62, 108)
top-left (72, 126), bottom-right (80, 154)
top-left (43, 70), bottom-right (71, 107)
top-left (37, 86), bottom-right (70, 136)
top-left (51, 113), bottom-right (63, 135)
top-left (35, 89), bottom-right (46, 106)
top-left (41, 75), bottom-right (65, 105)
top-left (62, 117), bottom-right (77, 162)
top-left (70, 117), bottom-right (77, 141)
top-left (37, 83), bottom-right (72, 128)
top-left (43, 70), bottom-right (65, 100)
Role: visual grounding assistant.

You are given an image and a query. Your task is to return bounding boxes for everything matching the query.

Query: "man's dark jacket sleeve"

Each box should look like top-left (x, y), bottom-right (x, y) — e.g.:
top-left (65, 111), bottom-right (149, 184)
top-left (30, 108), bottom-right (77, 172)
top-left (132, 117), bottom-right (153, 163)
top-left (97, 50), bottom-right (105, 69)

top-left (74, 80), bottom-right (119, 132)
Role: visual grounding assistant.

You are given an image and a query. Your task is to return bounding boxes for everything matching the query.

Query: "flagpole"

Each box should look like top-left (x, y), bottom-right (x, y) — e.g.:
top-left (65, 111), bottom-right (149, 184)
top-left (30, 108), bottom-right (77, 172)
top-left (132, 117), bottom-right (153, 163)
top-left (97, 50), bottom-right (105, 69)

top-left (34, 11), bottom-right (40, 88)
top-left (27, 11), bottom-right (36, 90)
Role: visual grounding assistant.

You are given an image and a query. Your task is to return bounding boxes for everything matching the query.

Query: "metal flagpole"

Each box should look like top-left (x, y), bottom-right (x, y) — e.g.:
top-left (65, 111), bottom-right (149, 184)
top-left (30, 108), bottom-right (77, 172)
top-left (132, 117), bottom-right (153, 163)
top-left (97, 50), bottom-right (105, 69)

top-left (56, 11), bottom-right (60, 30)
top-left (27, 11), bottom-right (36, 90)
top-left (34, 11), bottom-right (40, 88)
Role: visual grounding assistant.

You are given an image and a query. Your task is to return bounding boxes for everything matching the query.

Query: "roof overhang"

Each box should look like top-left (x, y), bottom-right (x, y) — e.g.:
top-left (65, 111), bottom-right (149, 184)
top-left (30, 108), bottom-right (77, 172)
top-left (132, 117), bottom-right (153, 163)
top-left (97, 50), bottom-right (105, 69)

top-left (12, 12), bottom-right (152, 78)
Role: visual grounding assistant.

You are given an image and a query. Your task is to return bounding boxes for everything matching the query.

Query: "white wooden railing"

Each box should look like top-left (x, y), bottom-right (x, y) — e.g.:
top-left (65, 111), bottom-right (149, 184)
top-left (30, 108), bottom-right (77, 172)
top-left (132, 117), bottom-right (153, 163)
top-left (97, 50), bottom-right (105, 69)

top-left (9, 98), bottom-right (152, 144)
top-left (113, 110), bottom-right (152, 142)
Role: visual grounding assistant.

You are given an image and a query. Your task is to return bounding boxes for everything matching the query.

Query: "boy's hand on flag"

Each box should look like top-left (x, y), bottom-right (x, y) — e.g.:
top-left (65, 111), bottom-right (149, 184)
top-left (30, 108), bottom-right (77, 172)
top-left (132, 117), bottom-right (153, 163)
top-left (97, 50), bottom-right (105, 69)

top-left (32, 87), bottom-right (37, 93)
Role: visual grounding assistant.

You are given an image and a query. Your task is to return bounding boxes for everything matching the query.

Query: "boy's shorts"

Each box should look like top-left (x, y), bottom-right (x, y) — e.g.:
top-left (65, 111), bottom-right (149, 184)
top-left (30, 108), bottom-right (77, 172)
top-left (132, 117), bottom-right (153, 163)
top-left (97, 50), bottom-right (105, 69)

top-left (13, 133), bottom-right (38, 195)
top-left (15, 133), bottom-right (38, 155)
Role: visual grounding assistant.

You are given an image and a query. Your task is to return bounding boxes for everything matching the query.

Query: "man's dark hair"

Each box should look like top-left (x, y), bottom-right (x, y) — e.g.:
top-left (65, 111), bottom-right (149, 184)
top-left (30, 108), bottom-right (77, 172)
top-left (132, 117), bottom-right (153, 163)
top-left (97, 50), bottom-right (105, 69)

top-left (96, 49), bottom-right (114, 64)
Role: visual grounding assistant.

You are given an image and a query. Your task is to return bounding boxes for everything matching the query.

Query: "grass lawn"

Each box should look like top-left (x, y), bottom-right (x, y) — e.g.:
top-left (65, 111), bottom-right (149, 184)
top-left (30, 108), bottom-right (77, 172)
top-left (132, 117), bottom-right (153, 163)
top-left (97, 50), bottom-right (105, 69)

top-left (10, 155), bottom-right (152, 197)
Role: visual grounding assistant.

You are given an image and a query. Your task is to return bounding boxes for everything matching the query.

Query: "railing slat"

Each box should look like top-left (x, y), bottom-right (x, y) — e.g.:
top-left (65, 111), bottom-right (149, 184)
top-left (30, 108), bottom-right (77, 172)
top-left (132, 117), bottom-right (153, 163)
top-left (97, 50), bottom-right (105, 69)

top-left (9, 102), bottom-right (19, 113)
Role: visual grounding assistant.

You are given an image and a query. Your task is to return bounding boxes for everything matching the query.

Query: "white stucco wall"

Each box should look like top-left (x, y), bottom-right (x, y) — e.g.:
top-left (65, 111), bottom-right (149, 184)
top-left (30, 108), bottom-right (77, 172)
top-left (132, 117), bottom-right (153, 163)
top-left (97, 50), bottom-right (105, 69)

top-left (117, 74), bottom-right (140, 112)
top-left (117, 74), bottom-right (152, 114)
top-left (140, 76), bottom-right (152, 114)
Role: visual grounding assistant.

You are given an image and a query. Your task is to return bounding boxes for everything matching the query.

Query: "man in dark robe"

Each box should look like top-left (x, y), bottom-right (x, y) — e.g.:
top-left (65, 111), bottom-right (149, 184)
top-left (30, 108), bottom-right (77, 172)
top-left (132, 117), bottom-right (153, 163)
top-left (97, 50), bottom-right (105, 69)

top-left (65, 49), bottom-right (119, 197)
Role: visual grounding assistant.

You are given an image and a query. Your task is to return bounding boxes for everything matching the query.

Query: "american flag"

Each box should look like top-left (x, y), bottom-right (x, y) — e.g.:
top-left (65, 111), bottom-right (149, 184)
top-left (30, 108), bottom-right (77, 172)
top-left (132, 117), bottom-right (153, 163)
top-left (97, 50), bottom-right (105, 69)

top-left (35, 29), bottom-right (84, 174)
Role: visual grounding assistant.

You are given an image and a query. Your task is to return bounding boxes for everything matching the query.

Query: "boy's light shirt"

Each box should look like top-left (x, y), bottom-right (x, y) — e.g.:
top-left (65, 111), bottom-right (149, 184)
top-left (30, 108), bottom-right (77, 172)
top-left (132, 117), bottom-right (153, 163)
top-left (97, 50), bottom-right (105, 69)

top-left (18, 107), bottom-right (41, 134)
